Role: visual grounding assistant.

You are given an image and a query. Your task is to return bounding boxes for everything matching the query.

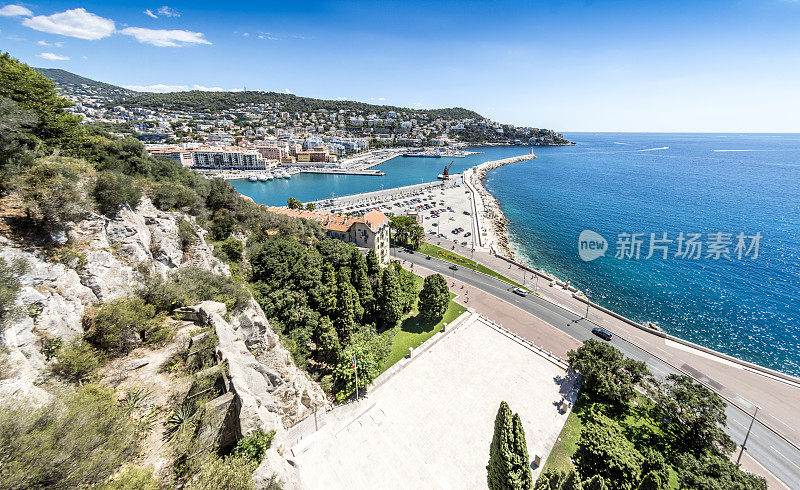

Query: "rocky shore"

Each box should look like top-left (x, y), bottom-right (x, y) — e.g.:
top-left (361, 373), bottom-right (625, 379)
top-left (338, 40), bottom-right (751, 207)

top-left (466, 152), bottom-right (538, 259)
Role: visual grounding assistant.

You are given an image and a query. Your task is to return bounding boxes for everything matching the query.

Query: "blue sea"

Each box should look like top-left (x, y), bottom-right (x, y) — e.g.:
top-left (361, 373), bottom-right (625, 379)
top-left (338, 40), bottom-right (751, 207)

top-left (233, 134), bottom-right (800, 377)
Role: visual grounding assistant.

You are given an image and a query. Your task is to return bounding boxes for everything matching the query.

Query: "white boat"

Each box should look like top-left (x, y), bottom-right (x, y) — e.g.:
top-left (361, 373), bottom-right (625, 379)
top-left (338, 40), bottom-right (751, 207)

top-left (275, 169), bottom-right (290, 179)
top-left (257, 173), bottom-right (268, 182)
top-left (248, 174), bottom-right (258, 182)
top-left (264, 171), bottom-right (274, 180)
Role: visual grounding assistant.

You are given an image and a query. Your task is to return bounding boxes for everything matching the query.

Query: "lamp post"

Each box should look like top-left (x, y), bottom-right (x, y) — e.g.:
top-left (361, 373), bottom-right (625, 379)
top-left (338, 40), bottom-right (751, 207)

top-left (353, 353), bottom-right (359, 401)
top-left (736, 405), bottom-right (761, 465)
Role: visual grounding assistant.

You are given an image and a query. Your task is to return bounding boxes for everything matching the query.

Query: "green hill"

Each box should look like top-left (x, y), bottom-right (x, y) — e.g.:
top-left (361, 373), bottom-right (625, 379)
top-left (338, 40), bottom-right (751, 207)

top-left (34, 68), bottom-right (139, 100)
top-left (117, 89), bottom-right (483, 120)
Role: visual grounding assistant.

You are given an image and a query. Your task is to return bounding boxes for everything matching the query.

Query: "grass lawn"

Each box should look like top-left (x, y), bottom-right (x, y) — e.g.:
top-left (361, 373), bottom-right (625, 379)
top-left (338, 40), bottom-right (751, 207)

top-left (415, 242), bottom-right (526, 289)
top-left (540, 391), bottom-right (680, 488)
top-left (381, 294), bottom-right (466, 371)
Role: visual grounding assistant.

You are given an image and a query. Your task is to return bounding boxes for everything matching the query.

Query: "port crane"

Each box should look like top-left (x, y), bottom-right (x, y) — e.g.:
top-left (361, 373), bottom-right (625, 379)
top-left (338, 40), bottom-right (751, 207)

top-left (437, 160), bottom-right (454, 180)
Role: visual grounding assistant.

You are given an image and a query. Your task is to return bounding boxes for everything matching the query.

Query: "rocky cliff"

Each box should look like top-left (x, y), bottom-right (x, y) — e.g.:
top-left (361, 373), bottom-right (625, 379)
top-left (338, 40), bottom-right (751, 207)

top-left (0, 196), bottom-right (327, 488)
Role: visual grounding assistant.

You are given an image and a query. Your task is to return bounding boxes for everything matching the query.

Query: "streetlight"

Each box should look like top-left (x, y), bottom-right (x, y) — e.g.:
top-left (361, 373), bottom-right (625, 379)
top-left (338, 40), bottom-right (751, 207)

top-left (736, 405), bottom-right (761, 466)
top-left (352, 353), bottom-right (359, 400)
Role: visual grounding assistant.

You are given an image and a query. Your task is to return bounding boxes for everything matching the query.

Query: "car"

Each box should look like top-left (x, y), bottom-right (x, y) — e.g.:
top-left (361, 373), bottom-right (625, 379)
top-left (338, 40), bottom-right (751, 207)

top-left (449, 264), bottom-right (458, 271)
top-left (464, 232), bottom-right (471, 237)
top-left (425, 255), bottom-right (431, 260)
top-left (461, 241), bottom-right (468, 246)
top-left (592, 327), bottom-right (613, 341)
top-left (463, 211), bottom-right (471, 215)
top-left (512, 287), bottom-right (528, 297)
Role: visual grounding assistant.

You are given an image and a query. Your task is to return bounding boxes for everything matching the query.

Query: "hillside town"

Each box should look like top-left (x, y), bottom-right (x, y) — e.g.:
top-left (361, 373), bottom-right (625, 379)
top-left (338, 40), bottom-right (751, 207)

top-left (36, 69), bottom-right (572, 175)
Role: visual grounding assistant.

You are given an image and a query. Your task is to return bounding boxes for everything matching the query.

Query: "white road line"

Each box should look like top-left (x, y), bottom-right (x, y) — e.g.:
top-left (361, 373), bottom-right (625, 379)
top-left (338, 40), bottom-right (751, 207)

top-left (647, 363), bottom-right (666, 375)
top-left (770, 445), bottom-right (800, 470)
top-left (768, 413), bottom-right (797, 432)
top-left (732, 419), bottom-right (758, 438)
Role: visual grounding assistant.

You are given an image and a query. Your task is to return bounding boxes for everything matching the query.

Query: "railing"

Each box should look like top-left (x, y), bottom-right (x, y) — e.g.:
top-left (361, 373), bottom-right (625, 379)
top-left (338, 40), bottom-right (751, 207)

top-left (479, 315), bottom-right (570, 370)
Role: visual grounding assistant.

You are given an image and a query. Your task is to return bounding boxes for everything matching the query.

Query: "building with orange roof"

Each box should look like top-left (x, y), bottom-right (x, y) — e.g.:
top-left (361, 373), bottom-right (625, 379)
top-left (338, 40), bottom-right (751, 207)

top-left (264, 207), bottom-right (390, 264)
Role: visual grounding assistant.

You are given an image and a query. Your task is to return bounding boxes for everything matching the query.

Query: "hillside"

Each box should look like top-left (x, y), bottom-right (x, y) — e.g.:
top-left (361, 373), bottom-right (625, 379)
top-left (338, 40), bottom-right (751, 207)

top-left (117, 89), bottom-right (483, 119)
top-left (34, 68), bottom-right (139, 100)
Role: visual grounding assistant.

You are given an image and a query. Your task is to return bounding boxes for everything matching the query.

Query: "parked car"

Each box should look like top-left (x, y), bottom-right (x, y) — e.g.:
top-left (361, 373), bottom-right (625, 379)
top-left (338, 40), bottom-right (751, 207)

top-left (464, 232), bottom-right (471, 237)
top-left (592, 327), bottom-right (613, 341)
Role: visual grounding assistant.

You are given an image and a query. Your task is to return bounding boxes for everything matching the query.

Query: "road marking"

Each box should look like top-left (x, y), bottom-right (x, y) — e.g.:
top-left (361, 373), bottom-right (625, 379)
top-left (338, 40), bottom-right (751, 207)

top-left (646, 362), bottom-right (666, 375)
top-left (770, 445), bottom-right (800, 470)
top-left (768, 413), bottom-right (797, 432)
top-left (732, 419), bottom-right (758, 438)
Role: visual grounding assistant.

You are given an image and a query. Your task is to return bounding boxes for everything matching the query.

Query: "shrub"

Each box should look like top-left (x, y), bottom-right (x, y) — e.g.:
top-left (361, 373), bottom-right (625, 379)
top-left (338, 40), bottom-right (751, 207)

top-left (51, 338), bottom-right (102, 383)
top-left (151, 182), bottom-right (199, 213)
top-left (91, 171), bottom-right (143, 216)
top-left (0, 257), bottom-right (26, 329)
top-left (82, 297), bottom-right (168, 356)
top-left (0, 384), bottom-right (142, 489)
top-left (21, 157), bottom-right (88, 226)
top-left (220, 237), bottom-right (243, 263)
top-left (575, 412), bottom-right (644, 490)
top-left (185, 454), bottom-right (256, 490)
top-left (233, 430), bottom-right (275, 465)
top-left (210, 212), bottom-right (236, 241)
top-left (96, 466), bottom-right (161, 490)
top-left (178, 219), bottom-right (198, 251)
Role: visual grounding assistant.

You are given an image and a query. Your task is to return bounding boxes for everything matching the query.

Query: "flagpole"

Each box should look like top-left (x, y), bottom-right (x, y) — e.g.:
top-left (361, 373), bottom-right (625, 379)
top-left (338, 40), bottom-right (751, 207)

top-left (353, 353), bottom-right (359, 400)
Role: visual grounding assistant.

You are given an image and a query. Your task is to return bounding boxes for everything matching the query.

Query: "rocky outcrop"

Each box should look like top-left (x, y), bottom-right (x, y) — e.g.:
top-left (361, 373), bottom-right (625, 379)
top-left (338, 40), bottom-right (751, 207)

top-left (0, 197), bottom-right (227, 406)
top-left (189, 301), bottom-right (328, 489)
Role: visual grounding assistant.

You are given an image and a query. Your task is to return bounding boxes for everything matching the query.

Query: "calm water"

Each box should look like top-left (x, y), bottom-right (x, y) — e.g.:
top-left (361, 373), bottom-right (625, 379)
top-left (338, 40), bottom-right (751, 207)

top-left (231, 146), bottom-right (530, 205)
top-left (486, 133), bottom-right (800, 377)
top-left (234, 134), bottom-right (800, 376)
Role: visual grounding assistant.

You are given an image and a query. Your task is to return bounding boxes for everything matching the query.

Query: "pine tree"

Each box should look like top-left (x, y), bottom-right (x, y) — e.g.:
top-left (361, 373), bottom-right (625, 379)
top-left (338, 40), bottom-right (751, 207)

top-left (488, 401), bottom-right (533, 490)
top-left (418, 273), bottom-right (449, 320)
top-left (379, 267), bottom-right (403, 326)
top-left (335, 271), bottom-right (362, 341)
top-left (583, 475), bottom-right (609, 490)
top-left (636, 471), bottom-right (663, 490)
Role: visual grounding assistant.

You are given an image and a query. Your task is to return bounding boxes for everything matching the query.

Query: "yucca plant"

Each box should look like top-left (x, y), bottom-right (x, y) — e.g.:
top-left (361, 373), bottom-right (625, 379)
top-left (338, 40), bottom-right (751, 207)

top-left (163, 400), bottom-right (197, 441)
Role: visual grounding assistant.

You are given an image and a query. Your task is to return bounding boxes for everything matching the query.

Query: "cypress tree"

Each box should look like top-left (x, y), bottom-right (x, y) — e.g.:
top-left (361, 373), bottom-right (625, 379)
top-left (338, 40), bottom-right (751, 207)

top-left (488, 401), bottom-right (533, 490)
top-left (366, 249), bottom-right (381, 279)
top-left (379, 267), bottom-right (403, 326)
top-left (418, 273), bottom-right (449, 320)
top-left (320, 264), bottom-right (337, 318)
top-left (314, 315), bottom-right (340, 365)
top-left (351, 252), bottom-right (374, 318)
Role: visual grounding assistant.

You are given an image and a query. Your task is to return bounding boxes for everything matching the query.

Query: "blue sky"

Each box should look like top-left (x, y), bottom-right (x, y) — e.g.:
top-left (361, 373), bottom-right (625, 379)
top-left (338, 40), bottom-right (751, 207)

top-left (2, 0), bottom-right (799, 132)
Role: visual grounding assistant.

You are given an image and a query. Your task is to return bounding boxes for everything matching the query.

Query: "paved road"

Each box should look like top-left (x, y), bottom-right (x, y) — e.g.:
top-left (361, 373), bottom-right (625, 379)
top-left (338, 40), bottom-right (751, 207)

top-left (394, 246), bottom-right (800, 488)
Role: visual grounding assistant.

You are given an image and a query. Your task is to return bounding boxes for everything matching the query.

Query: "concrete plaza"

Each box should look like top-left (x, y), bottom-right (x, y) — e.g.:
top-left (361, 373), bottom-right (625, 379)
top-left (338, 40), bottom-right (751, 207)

top-left (293, 317), bottom-right (578, 489)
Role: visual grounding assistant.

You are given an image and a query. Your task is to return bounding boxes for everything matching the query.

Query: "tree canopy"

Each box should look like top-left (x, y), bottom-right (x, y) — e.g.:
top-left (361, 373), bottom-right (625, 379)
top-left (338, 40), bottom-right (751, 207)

top-left (488, 401), bottom-right (533, 490)
top-left (567, 340), bottom-right (649, 407)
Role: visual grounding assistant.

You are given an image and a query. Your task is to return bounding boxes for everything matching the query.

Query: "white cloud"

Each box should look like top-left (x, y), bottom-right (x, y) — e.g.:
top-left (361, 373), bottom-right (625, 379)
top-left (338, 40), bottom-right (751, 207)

top-left (336, 97), bottom-right (348, 101)
top-left (157, 6), bottom-right (180, 17)
top-left (378, 97), bottom-right (386, 101)
top-left (242, 32), bottom-right (249, 37)
top-left (258, 32), bottom-right (279, 40)
top-left (144, 9), bottom-right (157, 18)
top-left (283, 88), bottom-right (292, 94)
top-left (39, 52), bottom-right (69, 61)
top-left (120, 27), bottom-right (210, 47)
top-left (0, 4), bottom-right (33, 17)
top-left (22, 8), bottom-right (115, 40)
top-left (37, 40), bottom-right (64, 47)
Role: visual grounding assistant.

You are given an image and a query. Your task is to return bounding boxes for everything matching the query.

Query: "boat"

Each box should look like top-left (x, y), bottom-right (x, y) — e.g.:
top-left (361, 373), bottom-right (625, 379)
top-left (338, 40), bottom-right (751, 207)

top-left (248, 174), bottom-right (258, 182)
top-left (257, 173), bottom-right (268, 182)
top-left (403, 152), bottom-right (442, 158)
top-left (265, 171), bottom-right (274, 180)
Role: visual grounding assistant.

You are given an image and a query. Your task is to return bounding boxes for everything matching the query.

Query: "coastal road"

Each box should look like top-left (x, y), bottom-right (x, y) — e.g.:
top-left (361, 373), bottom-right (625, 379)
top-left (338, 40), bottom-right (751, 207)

top-left (393, 246), bottom-right (800, 488)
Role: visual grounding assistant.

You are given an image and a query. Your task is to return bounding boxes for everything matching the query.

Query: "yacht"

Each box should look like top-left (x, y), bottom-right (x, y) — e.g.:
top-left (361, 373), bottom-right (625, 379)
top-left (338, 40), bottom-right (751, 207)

top-left (257, 173), bottom-right (268, 182)
top-left (248, 174), bottom-right (258, 182)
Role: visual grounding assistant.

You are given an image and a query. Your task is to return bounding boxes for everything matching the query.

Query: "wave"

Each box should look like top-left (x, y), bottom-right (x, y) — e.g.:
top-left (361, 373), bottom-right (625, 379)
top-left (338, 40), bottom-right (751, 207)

top-left (613, 142), bottom-right (631, 145)
top-left (712, 149), bottom-right (760, 152)
top-left (636, 146), bottom-right (669, 152)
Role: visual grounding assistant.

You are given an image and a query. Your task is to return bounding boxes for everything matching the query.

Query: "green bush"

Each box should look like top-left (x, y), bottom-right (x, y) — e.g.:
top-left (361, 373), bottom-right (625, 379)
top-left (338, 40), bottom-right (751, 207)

top-left (96, 466), bottom-right (161, 490)
top-left (220, 237), bottom-right (244, 263)
top-left (21, 157), bottom-right (88, 226)
top-left (82, 297), bottom-right (168, 356)
top-left (185, 454), bottom-right (256, 490)
top-left (151, 182), bottom-right (200, 213)
top-left (0, 257), bottom-right (26, 329)
top-left (51, 338), bottom-right (102, 383)
top-left (178, 219), bottom-right (198, 251)
top-left (91, 171), bottom-right (143, 216)
top-left (233, 430), bottom-right (275, 465)
top-left (0, 384), bottom-right (143, 489)
top-left (138, 268), bottom-right (250, 314)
